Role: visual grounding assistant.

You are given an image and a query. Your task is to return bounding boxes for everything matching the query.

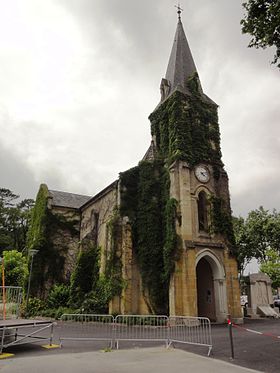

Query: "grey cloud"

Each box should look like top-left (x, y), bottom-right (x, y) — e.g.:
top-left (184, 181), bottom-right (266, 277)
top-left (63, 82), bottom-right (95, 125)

top-left (0, 141), bottom-right (38, 199)
top-left (231, 173), bottom-right (280, 217)
top-left (0, 1), bottom-right (279, 217)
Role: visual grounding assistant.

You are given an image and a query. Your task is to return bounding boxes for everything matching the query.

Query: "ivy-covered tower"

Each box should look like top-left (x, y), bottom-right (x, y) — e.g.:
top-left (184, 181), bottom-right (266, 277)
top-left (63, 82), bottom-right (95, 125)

top-left (145, 14), bottom-right (242, 322)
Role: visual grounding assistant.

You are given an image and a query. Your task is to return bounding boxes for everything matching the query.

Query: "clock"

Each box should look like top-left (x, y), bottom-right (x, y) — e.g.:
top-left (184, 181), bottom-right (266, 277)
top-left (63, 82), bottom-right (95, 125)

top-left (195, 165), bottom-right (210, 183)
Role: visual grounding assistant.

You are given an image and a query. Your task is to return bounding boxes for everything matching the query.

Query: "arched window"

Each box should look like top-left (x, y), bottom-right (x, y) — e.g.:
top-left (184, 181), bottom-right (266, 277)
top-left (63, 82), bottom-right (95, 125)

top-left (197, 191), bottom-right (208, 232)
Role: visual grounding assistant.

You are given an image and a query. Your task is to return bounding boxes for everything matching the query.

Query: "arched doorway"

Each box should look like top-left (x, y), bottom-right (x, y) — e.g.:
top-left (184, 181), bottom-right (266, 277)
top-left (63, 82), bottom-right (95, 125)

top-left (196, 250), bottom-right (228, 323)
top-left (196, 258), bottom-right (216, 321)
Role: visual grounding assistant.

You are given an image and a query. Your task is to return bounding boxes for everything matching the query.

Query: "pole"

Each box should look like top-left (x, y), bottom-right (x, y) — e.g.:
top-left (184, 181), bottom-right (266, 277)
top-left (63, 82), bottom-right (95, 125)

top-left (1, 257), bottom-right (6, 320)
top-left (228, 316), bottom-right (234, 360)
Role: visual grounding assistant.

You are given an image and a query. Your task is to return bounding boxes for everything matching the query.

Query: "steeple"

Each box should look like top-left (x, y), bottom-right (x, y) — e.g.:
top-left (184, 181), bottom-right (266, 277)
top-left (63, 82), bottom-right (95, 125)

top-left (160, 14), bottom-right (202, 102)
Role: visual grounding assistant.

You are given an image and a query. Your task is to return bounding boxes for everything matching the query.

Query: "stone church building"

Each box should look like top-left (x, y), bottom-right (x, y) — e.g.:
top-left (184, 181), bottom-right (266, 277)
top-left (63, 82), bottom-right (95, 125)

top-left (29, 13), bottom-right (242, 323)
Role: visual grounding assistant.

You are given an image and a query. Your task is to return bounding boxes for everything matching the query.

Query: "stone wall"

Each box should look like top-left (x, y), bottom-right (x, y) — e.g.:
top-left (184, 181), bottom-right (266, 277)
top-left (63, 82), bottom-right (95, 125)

top-left (80, 183), bottom-right (118, 273)
top-left (168, 160), bottom-right (242, 321)
top-left (50, 206), bottom-right (81, 284)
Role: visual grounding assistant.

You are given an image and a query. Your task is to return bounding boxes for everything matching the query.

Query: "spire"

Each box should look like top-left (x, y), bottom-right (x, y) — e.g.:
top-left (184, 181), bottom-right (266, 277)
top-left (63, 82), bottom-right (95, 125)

top-left (160, 13), bottom-right (202, 102)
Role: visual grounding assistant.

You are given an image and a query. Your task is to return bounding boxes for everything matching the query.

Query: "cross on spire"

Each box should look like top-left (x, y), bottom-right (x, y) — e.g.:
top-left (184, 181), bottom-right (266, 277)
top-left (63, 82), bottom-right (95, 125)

top-left (174, 3), bottom-right (183, 20)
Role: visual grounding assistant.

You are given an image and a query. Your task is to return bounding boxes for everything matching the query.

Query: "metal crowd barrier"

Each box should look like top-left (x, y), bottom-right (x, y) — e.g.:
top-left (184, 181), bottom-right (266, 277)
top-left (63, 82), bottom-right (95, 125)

top-left (59, 314), bottom-right (114, 347)
top-left (114, 315), bottom-right (169, 349)
top-left (0, 286), bottom-right (22, 319)
top-left (0, 319), bottom-right (56, 354)
top-left (59, 314), bottom-right (212, 354)
top-left (169, 316), bottom-right (212, 356)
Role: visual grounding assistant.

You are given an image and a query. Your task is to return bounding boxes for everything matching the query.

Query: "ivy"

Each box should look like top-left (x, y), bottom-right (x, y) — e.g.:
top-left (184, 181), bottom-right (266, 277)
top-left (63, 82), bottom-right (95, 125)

top-left (26, 184), bottom-right (49, 253)
top-left (149, 73), bottom-right (223, 167)
top-left (70, 210), bottom-right (124, 313)
top-left (27, 184), bottom-right (80, 297)
top-left (163, 198), bottom-right (182, 281)
top-left (104, 210), bottom-right (124, 298)
top-left (120, 160), bottom-right (179, 314)
top-left (210, 196), bottom-right (236, 252)
top-left (69, 240), bottom-right (101, 308)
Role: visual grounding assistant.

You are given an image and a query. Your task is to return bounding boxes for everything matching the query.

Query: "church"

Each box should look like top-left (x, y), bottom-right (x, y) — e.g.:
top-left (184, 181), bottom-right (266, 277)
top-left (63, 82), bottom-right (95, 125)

top-left (28, 10), bottom-right (242, 323)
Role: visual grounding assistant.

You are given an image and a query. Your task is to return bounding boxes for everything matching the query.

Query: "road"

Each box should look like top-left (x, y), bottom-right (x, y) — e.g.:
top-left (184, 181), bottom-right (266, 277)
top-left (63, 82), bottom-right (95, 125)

top-left (1, 318), bottom-right (280, 373)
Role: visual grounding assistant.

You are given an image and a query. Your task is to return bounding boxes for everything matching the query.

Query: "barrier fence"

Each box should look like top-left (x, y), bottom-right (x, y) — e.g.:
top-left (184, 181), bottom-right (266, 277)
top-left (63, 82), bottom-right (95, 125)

top-left (114, 315), bottom-right (169, 349)
top-left (59, 314), bottom-right (114, 347)
top-left (59, 314), bottom-right (212, 355)
top-left (0, 286), bottom-right (22, 319)
top-left (169, 316), bottom-right (212, 355)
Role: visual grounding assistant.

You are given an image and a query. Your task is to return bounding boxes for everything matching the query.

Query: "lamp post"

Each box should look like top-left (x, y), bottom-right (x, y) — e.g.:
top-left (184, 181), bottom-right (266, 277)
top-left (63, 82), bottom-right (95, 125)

top-left (0, 256), bottom-right (6, 320)
top-left (26, 249), bottom-right (38, 313)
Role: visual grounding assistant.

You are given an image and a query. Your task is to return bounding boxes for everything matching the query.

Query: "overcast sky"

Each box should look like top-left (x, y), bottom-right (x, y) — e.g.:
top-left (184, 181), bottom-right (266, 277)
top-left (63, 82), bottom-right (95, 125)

top-left (0, 0), bottom-right (279, 217)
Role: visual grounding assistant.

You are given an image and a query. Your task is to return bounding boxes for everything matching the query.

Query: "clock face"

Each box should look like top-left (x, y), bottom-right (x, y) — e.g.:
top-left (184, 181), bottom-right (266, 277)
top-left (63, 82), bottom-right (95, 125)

top-left (195, 165), bottom-right (210, 183)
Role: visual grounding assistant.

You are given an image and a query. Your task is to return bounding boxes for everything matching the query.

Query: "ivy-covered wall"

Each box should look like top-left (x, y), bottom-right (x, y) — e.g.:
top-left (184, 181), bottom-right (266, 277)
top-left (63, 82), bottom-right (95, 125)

top-left (210, 195), bottom-right (236, 252)
top-left (149, 73), bottom-right (222, 168)
top-left (120, 160), bottom-right (180, 314)
top-left (69, 211), bottom-right (124, 313)
top-left (27, 184), bottom-right (80, 297)
top-left (150, 73), bottom-right (236, 254)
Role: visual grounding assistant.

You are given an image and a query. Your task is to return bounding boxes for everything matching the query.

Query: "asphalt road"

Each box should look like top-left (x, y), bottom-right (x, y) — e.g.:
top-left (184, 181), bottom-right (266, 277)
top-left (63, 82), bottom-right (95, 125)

top-left (1, 318), bottom-right (280, 373)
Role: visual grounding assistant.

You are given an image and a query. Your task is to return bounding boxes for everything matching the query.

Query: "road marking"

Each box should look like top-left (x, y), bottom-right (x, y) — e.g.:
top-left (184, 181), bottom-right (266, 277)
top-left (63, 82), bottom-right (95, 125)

top-left (0, 353), bottom-right (14, 359)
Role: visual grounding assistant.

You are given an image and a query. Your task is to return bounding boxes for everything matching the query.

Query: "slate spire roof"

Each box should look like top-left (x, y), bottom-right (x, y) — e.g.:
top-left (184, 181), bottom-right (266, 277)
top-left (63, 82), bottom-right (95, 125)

top-left (160, 17), bottom-right (203, 102)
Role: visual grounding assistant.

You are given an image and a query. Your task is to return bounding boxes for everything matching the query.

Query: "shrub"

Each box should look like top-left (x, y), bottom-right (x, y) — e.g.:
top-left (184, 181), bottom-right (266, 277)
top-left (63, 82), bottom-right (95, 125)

top-left (0, 250), bottom-right (28, 287)
top-left (26, 297), bottom-right (46, 317)
top-left (46, 284), bottom-right (70, 309)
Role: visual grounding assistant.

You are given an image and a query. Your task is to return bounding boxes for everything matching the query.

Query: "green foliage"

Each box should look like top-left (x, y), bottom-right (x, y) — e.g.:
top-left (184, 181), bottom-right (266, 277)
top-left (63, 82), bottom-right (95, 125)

top-left (210, 196), bottom-right (236, 249)
top-left (41, 306), bottom-right (74, 320)
top-left (80, 276), bottom-right (111, 313)
top-left (149, 74), bottom-right (222, 167)
top-left (0, 250), bottom-right (28, 287)
top-left (260, 248), bottom-right (280, 289)
top-left (119, 167), bottom-right (139, 222)
top-left (70, 242), bottom-right (101, 307)
top-left (46, 284), bottom-right (70, 309)
top-left (70, 213), bottom-right (125, 314)
top-left (25, 297), bottom-right (46, 317)
top-left (27, 184), bottom-right (79, 297)
top-left (120, 160), bottom-right (179, 314)
top-left (233, 207), bottom-right (280, 274)
top-left (241, 0), bottom-right (280, 67)
top-left (104, 211), bottom-right (124, 298)
top-left (26, 184), bottom-right (49, 252)
top-left (232, 216), bottom-right (249, 274)
top-left (163, 198), bottom-right (182, 281)
top-left (25, 295), bottom-right (74, 319)
top-left (0, 188), bottom-right (34, 253)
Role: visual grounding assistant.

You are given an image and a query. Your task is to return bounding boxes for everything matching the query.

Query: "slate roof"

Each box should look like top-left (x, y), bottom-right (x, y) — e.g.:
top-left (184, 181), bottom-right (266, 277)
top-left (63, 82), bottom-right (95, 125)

top-left (157, 18), bottom-right (217, 107)
top-left (49, 190), bottom-right (92, 209)
top-left (142, 140), bottom-right (157, 161)
top-left (165, 18), bottom-right (199, 99)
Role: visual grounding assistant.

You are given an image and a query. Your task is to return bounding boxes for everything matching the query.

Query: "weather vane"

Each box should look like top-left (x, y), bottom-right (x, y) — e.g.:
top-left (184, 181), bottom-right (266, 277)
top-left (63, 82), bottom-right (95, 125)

top-left (174, 3), bottom-right (183, 20)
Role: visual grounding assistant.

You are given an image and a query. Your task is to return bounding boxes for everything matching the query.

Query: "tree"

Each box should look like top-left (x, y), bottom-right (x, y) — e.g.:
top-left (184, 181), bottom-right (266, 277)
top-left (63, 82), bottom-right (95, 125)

top-left (233, 207), bottom-right (280, 275)
top-left (0, 188), bottom-right (34, 253)
top-left (241, 0), bottom-right (280, 68)
top-left (0, 250), bottom-right (28, 287)
top-left (260, 248), bottom-right (280, 288)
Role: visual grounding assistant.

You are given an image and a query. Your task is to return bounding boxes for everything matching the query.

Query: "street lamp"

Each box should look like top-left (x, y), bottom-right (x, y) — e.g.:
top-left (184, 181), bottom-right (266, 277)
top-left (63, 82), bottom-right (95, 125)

top-left (0, 256), bottom-right (6, 320)
top-left (26, 249), bottom-right (39, 313)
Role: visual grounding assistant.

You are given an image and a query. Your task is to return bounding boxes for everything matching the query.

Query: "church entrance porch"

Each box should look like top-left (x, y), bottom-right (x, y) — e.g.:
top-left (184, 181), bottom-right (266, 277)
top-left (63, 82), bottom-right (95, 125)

top-left (195, 250), bottom-right (228, 323)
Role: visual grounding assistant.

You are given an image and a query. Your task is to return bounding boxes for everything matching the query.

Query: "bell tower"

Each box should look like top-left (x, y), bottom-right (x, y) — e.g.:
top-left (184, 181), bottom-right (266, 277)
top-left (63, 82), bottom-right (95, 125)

top-left (149, 12), bottom-right (242, 322)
